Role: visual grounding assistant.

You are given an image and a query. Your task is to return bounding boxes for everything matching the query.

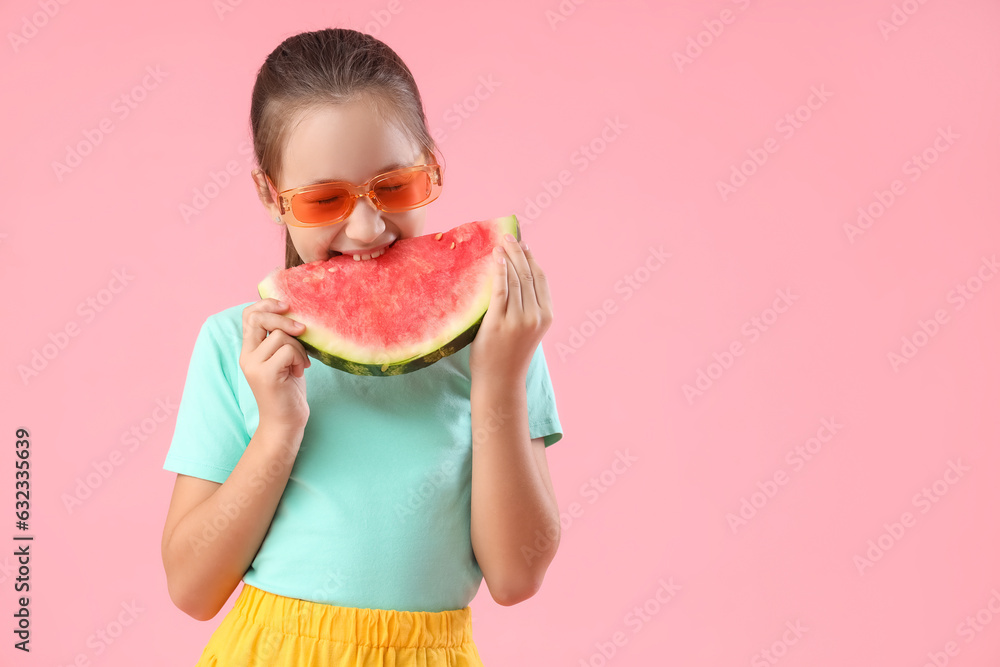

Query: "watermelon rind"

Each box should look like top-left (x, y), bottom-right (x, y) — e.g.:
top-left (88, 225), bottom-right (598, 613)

top-left (257, 215), bottom-right (520, 376)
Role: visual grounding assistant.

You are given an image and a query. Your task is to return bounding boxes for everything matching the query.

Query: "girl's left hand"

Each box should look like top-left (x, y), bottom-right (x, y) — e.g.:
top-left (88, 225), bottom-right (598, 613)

top-left (469, 233), bottom-right (554, 383)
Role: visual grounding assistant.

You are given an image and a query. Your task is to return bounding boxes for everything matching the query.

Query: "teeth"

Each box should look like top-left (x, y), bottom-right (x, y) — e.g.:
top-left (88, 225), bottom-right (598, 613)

top-left (353, 246), bottom-right (388, 261)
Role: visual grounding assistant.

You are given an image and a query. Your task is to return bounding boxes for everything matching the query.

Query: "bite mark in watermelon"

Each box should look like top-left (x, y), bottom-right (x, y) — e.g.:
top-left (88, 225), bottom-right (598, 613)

top-left (257, 215), bottom-right (521, 376)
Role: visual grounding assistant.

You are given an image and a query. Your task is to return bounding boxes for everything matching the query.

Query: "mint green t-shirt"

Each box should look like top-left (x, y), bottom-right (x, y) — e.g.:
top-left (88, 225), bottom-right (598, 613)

top-left (162, 302), bottom-right (564, 612)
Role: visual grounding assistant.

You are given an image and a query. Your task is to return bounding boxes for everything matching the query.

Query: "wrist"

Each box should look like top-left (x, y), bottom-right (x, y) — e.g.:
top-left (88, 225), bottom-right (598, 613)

top-left (254, 419), bottom-right (306, 449)
top-left (471, 368), bottom-right (526, 392)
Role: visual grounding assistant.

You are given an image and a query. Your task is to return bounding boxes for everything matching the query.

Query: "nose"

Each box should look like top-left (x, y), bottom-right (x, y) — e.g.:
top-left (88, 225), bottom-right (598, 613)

top-left (341, 195), bottom-right (385, 245)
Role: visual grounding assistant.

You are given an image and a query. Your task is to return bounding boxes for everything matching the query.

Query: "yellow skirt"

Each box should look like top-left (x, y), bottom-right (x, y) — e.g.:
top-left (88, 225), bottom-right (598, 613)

top-left (196, 583), bottom-right (485, 666)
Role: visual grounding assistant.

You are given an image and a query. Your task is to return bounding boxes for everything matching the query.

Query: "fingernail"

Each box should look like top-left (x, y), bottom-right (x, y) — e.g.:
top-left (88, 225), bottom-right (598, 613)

top-left (276, 300), bottom-right (287, 308)
top-left (504, 233), bottom-right (516, 243)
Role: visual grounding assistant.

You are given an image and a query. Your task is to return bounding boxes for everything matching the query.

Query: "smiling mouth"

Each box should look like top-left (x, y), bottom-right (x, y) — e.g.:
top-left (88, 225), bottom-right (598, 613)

top-left (330, 239), bottom-right (397, 261)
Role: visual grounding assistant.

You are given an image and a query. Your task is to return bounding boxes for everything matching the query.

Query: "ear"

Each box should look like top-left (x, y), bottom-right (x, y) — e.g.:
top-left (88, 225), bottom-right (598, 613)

top-left (251, 168), bottom-right (282, 220)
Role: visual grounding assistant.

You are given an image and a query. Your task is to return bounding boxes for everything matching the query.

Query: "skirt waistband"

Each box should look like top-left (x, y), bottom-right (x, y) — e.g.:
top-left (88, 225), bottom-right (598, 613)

top-left (233, 583), bottom-right (475, 649)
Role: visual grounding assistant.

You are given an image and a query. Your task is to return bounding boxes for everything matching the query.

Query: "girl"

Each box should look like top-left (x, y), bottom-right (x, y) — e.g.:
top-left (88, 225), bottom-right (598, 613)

top-left (160, 28), bottom-right (565, 666)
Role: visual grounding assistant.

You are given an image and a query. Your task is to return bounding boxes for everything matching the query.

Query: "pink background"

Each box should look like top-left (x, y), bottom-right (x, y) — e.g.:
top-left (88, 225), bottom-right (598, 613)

top-left (3, 0), bottom-right (999, 664)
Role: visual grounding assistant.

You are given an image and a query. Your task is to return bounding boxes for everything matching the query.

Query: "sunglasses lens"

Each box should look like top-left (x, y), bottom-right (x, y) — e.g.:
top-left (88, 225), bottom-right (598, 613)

top-left (292, 185), bottom-right (353, 224)
top-left (373, 170), bottom-right (435, 210)
top-left (284, 166), bottom-right (440, 224)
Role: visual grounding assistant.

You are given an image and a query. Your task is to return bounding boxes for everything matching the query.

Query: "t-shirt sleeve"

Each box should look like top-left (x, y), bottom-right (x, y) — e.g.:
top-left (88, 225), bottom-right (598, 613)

top-left (162, 314), bottom-right (250, 483)
top-left (526, 341), bottom-right (564, 447)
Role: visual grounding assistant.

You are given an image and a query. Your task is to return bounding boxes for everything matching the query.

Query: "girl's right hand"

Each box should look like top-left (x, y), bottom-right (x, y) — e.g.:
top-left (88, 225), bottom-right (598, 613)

top-left (240, 299), bottom-right (312, 433)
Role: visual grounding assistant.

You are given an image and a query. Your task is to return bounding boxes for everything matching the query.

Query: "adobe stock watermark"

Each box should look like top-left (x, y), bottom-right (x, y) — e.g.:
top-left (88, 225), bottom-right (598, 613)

top-left (887, 253), bottom-right (996, 372)
top-left (522, 449), bottom-right (637, 566)
top-left (338, 0), bottom-right (412, 36)
top-left (55, 600), bottom-right (144, 666)
top-left (715, 84), bottom-right (833, 201)
top-left (17, 268), bottom-right (135, 385)
top-left (716, 84), bottom-right (833, 202)
top-left (518, 116), bottom-right (627, 227)
top-left (920, 587), bottom-right (1000, 667)
top-left (556, 245), bottom-right (670, 362)
top-left (470, 404), bottom-right (516, 455)
top-left (430, 75), bottom-right (501, 145)
top-left (853, 458), bottom-right (970, 575)
top-left (843, 126), bottom-right (959, 244)
top-left (878, 0), bottom-right (932, 40)
top-left (0, 557), bottom-right (14, 587)
top-left (577, 577), bottom-right (681, 667)
top-left (672, 0), bottom-right (752, 72)
top-left (727, 417), bottom-right (843, 534)
top-left (213, 0), bottom-right (246, 20)
top-left (683, 288), bottom-right (799, 404)
top-left (393, 457), bottom-right (459, 521)
top-left (180, 139), bottom-right (256, 224)
top-left (51, 66), bottom-right (168, 182)
top-left (62, 398), bottom-right (179, 514)
top-left (7, 0), bottom-right (72, 53)
top-left (186, 442), bottom-right (301, 556)
top-left (250, 568), bottom-right (350, 663)
top-left (751, 620), bottom-right (808, 667)
top-left (544, 0), bottom-right (590, 30)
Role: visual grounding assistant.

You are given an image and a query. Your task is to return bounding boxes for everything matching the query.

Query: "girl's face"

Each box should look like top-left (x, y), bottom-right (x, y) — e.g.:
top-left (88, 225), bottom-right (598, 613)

top-left (257, 99), bottom-right (431, 264)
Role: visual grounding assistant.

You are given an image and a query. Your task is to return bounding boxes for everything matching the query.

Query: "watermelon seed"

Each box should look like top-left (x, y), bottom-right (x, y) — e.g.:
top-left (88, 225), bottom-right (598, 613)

top-left (435, 232), bottom-right (443, 240)
top-left (450, 241), bottom-right (455, 249)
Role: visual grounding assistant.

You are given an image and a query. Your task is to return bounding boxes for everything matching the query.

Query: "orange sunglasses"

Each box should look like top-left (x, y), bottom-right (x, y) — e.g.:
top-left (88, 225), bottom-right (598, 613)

top-left (261, 164), bottom-right (443, 227)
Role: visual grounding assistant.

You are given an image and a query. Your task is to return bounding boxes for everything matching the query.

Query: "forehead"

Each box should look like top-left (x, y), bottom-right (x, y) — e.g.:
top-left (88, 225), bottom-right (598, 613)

top-left (280, 100), bottom-right (422, 188)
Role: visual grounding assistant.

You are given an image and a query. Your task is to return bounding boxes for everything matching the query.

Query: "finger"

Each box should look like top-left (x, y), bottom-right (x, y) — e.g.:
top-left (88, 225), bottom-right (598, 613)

top-left (500, 241), bottom-right (522, 314)
top-left (251, 329), bottom-right (310, 371)
top-left (271, 332), bottom-right (311, 371)
top-left (259, 305), bottom-right (311, 368)
top-left (522, 244), bottom-right (553, 322)
top-left (244, 316), bottom-right (305, 367)
top-left (490, 246), bottom-right (509, 318)
top-left (249, 328), bottom-right (293, 365)
top-left (502, 234), bottom-right (529, 313)
top-left (510, 239), bottom-right (541, 322)
top-left (503, 232), bottom-right (530, 273)
top-left (242, 299), bottom-right (286, 354)
top-left (242, 306), bottom-right (305, 356)
top-left (262, 343), bottom-right (307, 380)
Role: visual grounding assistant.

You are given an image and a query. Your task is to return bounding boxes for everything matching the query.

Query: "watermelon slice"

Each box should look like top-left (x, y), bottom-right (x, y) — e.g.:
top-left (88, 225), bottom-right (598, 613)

top-left (257, 215), bottom-right (521, 376)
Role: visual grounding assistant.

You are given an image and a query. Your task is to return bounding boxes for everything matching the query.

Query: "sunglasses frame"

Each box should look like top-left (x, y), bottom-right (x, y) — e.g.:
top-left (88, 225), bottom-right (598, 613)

top-left (263, 163), bottom-right (443, 228)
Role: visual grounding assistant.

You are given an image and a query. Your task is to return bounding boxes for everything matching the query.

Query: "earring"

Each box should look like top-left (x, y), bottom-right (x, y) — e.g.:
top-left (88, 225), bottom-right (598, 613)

top-left (273, 215), bottom-right (282, 223)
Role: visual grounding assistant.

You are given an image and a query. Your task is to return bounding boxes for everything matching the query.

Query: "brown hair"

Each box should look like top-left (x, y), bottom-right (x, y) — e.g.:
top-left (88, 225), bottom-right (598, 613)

top-left (249, 28), bottom-right (441, 269)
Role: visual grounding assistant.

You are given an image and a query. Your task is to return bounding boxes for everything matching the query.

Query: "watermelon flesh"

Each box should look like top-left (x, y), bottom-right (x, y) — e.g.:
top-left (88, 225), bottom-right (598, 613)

top-left (257, 215), bottom-right (521, 376)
